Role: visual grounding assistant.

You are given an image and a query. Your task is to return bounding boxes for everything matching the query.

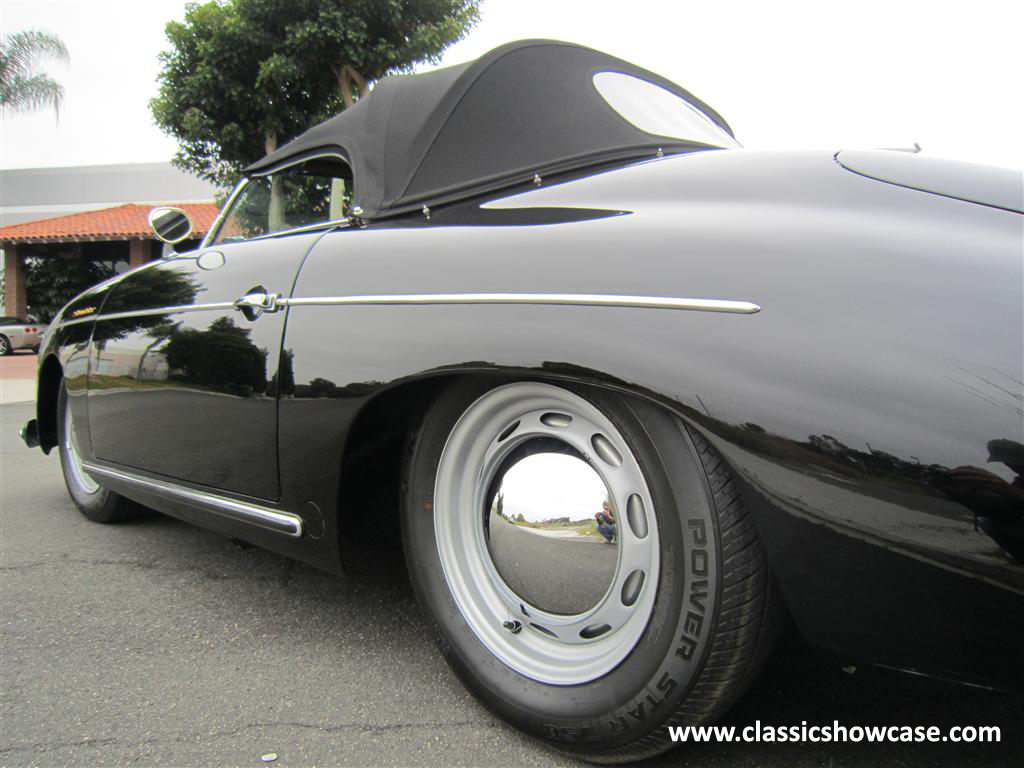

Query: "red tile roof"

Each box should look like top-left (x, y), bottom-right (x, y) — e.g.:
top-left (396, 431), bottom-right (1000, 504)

top-left (0, 203), bottom-right (220, 244)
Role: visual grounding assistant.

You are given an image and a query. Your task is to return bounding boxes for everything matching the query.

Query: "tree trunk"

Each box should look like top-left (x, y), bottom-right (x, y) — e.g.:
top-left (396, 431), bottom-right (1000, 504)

top-left (333, 64), bottom-right (369, 107)
top-left (329, 178), bottom-right (347, 221)
top-left (334, 66), bottom-right (354, 108)
top-left (265, 132), bottom-right (286, 232)
top-left (345, 65), bottom-right (369, 99)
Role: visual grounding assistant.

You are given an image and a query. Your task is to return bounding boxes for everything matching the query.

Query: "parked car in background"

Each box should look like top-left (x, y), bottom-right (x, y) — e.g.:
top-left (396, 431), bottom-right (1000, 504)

top-left (0, 316), bottom-right (46, 355)
top-left (19, 39), bottom-right (1024, 763)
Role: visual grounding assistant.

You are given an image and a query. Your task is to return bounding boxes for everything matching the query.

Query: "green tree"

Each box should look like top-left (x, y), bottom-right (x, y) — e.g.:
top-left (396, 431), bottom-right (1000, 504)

top-left (0, 30), bottom-right (68, 116)
top-left (308, 377), bottom-right (339, 398)
top-left (24, 252), bottom-right (113, 323)
top-left (89, 267), bottom-right (199, 346)
top-left (285, 0), bottom-right (481, 107)
top-left (164, 316), bottom-right (268, 395)
top-left (151, 0), bottom-right (480, 187)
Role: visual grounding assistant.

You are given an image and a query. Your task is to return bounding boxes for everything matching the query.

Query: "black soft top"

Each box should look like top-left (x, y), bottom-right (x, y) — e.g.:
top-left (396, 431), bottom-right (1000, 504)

top-left (244, 39), bottom-right (734, 219)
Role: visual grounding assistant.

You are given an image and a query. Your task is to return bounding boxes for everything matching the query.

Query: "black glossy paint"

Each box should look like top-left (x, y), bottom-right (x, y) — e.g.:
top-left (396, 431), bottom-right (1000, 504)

top-left (85, 233), bottom-right (329, 499)
top-left (34, 149), bottom-right (1024, 689)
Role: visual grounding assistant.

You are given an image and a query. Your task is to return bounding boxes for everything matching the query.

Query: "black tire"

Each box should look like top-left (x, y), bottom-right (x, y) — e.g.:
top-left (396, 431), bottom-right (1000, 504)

top-left (57, 384), bottom-right (129, 523)
top-left (0, 335), bottom-right (11, 356)
top-left (401, 380), bottom-right (782, 763)
top-left (30, 345), bottom-right (40, 354)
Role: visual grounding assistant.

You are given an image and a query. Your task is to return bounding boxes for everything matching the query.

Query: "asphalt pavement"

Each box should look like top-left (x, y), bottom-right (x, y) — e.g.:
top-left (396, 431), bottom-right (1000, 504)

top-left (486, 515), bottom-right (618, 614)
top-left (2, 401), bottom-right (1022, 767)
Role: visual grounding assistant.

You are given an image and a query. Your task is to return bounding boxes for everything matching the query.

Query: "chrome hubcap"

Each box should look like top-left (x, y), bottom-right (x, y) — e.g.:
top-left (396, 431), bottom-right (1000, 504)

top-left (64, 396), bottom-right (99, 494)
top-left (434, 383), bottom-right (659, 685)
top-left (485, 443), bottom-right (618, 616)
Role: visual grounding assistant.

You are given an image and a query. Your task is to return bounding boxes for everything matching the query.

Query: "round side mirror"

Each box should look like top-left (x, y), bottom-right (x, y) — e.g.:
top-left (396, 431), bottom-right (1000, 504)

top-left (148, 206), bottom-right (194, 244)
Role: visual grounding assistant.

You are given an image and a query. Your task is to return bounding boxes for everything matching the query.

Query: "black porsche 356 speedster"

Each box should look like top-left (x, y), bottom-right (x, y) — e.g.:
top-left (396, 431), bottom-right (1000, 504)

top-left (20, 40), bottom-right (1023, 762)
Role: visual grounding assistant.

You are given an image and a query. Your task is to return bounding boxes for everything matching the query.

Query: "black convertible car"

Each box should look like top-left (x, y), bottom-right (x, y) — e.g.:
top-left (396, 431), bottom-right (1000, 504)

top-left (20, 40), bottom-right (1024, 762)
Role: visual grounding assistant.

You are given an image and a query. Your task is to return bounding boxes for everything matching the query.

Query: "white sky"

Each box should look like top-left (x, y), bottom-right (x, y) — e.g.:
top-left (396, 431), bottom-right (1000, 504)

top-left (496, 453), bottom-right (608, 523)
top-left (1, 0), bottom-right (1022, 170)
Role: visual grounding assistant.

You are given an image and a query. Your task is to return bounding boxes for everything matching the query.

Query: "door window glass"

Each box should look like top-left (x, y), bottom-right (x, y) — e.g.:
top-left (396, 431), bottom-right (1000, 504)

top-left (212, 157), bottom-right (353, 244)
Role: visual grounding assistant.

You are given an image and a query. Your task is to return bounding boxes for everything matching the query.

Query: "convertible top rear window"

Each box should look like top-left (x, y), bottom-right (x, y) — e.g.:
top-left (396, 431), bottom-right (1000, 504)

top-left (592, 72), bottom-right (740, 149)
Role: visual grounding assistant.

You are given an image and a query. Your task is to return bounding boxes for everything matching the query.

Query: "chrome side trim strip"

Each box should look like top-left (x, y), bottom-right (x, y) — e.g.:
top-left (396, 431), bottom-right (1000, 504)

top-left (201, 177), bottom-right (246, 249)
top-left (62, 302), bottom-right (237, 327)
top-left (81, 463), bottom-right (303, 537)
top-left (65, 293), bottom-right (760, 328)
top-left (222, 217), bottom-right (348, 244)
top-left (282, 293), bottom-right (761, 314)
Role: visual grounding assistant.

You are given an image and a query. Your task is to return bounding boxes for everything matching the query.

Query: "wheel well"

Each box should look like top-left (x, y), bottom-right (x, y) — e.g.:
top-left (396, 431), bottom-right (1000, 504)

top-left (335, 369), bottom-right (659, 567)
top-left (336, 375), bottom-right (448, 569)
top-left (337, 372), bottom-right (517, 570)
top-left (36, 355), bottom-right (63, 453)
top-left (332, 370), bottom-right (742, 573)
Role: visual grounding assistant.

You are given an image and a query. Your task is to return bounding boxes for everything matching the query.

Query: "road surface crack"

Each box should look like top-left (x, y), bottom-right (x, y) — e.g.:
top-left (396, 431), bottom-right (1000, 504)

top-left (0, 720), bottom-right (495, 755)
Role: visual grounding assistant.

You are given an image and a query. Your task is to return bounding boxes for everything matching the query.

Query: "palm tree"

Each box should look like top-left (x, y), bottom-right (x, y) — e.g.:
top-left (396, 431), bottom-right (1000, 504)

top-left (0, 30), bottom-right (69, 116)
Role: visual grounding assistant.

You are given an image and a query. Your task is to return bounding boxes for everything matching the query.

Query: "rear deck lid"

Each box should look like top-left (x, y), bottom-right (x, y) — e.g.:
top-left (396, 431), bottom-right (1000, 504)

top-left (837, 149), bottom-right (1023, 213)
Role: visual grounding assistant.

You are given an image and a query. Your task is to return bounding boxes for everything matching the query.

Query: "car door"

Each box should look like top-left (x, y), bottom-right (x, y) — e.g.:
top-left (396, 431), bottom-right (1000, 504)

top-left (85, 233), bottom-right (323, 499)
top-left (84, 157), bottom-right (352, 500)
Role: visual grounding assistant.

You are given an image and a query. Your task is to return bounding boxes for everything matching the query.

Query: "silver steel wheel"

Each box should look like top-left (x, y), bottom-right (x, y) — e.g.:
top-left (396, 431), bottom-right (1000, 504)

top-left (0, 336), bottom-right (10, 355)
top-left (63, 395), bottom-right (99, 494)
top-left (434, 382), bottom-right (659, 685)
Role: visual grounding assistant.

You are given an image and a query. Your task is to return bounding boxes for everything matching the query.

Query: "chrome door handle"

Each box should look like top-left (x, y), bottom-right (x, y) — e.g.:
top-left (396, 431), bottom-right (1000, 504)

top-left (234, 290), bottom-right (281, 320)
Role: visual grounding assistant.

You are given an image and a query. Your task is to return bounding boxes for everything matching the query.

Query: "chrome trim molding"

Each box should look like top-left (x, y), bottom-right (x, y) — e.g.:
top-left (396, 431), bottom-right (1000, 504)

top-left (62, 301), bottom-right (238, 327)
top-left (201, 177), bottom-right (246, 249)
top-left (81, 463), bottom-right (303, 537)
top-left (283, 293), bottom-right (761, 314)
top-left (225, 217), bottom-right (349, 244)
top-left (65, 293), bottom-right (760, 328)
